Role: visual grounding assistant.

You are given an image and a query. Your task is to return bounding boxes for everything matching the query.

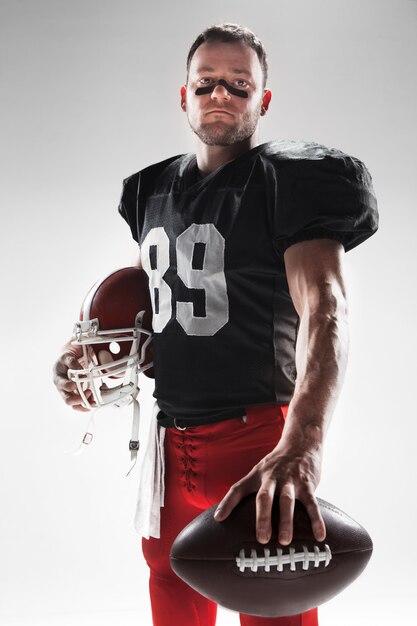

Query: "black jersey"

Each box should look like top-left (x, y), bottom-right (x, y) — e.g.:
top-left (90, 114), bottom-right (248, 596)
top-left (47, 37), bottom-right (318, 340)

top-left (118, 140), bottom-right (378, 423)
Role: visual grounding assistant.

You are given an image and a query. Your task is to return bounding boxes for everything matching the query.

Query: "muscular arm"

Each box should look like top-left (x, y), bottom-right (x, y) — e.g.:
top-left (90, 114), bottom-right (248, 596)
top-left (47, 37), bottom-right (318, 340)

top-left (263, 238), bottom-right (349, 542)
top-left (282, 238), bottom-right (349, 452)
top-left (214, 238), bottom-right (349, 544)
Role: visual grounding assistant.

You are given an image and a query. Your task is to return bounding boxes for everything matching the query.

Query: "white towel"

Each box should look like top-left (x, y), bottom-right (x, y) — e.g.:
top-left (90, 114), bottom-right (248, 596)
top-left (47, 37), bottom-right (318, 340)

top-left (134, 401), bottom-right (166, 539)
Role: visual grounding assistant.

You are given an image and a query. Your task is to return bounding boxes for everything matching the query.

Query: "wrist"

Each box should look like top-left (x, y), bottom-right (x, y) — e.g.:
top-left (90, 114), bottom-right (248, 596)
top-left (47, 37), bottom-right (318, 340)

top-left (278, 418), bottom-right (325, 453)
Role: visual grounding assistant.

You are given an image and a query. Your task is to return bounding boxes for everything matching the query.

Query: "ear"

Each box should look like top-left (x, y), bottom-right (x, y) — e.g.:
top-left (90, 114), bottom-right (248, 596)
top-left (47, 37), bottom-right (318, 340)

top-left (260, 89), bottom-right (272, 116)
top-left (180, 85), bottom-right (187, 111)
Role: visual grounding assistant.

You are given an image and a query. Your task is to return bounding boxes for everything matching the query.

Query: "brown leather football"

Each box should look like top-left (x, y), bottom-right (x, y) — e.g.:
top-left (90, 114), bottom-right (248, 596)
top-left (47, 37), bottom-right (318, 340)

top-left (170, 495), bottom-right (373, 617)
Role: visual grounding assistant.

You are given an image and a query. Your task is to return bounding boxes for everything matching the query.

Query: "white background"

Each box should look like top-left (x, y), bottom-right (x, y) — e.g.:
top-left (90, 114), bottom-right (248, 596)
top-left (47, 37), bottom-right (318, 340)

top-left (1, 0), bottom-right (416, 624)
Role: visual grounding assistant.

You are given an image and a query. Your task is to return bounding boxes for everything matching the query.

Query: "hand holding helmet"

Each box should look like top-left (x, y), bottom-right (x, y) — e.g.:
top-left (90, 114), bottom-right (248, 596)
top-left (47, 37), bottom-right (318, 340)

top-left (53, 267), bottom-right (154, 473)
top-left (53, 343), bottom-right (96, 412)
top-left (67, 266), bottom-right (153, 409)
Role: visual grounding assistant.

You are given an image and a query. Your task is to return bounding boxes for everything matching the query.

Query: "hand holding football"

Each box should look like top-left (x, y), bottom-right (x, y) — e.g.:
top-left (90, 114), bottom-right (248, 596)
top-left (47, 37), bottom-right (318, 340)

top-left (170, 495), bottom-right (372, 617)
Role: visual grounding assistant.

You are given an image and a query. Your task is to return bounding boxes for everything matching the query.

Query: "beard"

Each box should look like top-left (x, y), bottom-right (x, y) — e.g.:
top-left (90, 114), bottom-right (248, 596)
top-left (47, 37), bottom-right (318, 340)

top-left (189, 107), bottom-right (261, 146)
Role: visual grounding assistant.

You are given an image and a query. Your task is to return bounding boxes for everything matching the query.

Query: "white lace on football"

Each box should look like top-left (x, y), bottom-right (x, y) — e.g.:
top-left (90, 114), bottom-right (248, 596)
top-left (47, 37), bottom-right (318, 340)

top-left (236, 544), bottom-right (332, 572)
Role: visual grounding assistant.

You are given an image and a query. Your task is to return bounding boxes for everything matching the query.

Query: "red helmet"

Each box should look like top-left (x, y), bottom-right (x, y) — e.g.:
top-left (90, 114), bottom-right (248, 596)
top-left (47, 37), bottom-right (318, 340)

top-left (68, 267), bottom-right (153, 410)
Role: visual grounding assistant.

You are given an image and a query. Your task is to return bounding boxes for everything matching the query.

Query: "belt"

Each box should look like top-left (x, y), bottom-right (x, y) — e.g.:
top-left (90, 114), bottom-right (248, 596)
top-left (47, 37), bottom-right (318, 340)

top-left (157, 408), bottom-right (246, 430)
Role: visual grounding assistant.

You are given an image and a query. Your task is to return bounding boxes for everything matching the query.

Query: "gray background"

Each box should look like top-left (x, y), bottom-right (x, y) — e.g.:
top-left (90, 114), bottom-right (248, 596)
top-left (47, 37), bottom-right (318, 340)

top-left (1, 0), bottom-right (416, 624)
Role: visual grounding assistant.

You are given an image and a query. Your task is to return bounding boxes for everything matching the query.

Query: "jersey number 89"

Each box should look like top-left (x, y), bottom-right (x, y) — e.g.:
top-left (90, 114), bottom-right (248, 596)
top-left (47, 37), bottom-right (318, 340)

top-left (141, 224), bottom-right (229, 336)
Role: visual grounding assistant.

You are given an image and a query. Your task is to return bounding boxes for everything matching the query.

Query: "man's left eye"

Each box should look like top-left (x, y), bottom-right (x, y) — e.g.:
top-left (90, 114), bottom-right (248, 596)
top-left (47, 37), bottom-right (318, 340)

top-left (235, 79), bottom-right (248, 87)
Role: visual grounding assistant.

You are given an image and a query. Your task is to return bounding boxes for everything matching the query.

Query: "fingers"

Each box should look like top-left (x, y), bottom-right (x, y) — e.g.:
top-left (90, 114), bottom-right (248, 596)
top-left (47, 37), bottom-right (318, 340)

top-left (213, 453), bottom-right (326, 548)
top-left (60, 388), bottom-right (94, 409)
top-left (53, 345), bottom-right (95, 411)
top-left (53, 350), bottom-right (82, 383)
top-left (303, 493), bottom-right (326, 542)
top-left (213, 485), bottom-right (245, 522)
top-left (255, 480), bottom-right (276, 544)
top-left (278, 482), bottom-right (295, 545)
top-left (278, 483), bottom-right (326, 545)
top-left (214, 471), bottom-right (257, 522)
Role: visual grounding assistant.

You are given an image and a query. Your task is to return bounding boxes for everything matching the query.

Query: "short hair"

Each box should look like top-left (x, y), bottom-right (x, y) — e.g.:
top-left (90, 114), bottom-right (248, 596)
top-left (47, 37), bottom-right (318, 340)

top-left (186, 23), bottom-right (268, 89)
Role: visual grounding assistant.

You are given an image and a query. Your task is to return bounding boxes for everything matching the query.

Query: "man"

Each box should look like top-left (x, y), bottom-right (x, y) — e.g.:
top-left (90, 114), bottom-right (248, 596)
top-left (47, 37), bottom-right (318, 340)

top-left (53, 23), bottom-right (378, 626)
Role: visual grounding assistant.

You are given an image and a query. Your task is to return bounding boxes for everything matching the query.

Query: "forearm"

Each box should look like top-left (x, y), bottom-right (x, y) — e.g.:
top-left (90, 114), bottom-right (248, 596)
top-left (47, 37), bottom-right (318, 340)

top-left (215, 303), bottom-right (346, 542)
top-left (215, 241), bottom-right (349, 543)
top-left (280, 301), bottom-right (349, 450)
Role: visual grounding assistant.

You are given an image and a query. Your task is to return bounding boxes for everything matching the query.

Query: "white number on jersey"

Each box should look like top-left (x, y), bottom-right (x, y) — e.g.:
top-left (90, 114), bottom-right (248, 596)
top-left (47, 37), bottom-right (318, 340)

top-left (141, 224), bottom-right (229, 336)
top-left (141, 227), bottom-right (172, 333)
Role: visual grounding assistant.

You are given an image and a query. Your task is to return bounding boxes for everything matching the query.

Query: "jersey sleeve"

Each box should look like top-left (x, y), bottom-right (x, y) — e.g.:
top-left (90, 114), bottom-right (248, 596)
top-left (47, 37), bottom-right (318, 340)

top-left (118, 172), bottom-right (140, 243)
top-left (272, 152), bottom-right (379, 254)
top-left (118, 155), bottom-right (185, 244)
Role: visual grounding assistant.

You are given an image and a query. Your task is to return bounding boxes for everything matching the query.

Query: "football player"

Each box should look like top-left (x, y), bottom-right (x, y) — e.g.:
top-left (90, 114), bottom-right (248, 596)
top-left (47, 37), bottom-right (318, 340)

top-left (53, 23), bottom-right (378, 626)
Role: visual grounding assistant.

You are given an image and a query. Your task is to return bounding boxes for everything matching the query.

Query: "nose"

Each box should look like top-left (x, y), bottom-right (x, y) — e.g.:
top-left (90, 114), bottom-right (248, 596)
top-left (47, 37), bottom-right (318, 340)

top-left (210, 83), bottom-right (231, 100)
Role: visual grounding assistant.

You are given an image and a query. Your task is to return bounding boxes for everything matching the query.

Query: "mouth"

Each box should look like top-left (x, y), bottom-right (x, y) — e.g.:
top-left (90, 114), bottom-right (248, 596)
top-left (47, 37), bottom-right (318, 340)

top-left (205, 109), bottom-right (233, 117)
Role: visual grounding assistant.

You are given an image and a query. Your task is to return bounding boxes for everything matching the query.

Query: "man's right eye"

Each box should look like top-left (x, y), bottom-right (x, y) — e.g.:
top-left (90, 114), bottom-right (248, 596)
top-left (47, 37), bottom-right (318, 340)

top-left (199, 77), bottom-right (213, 85)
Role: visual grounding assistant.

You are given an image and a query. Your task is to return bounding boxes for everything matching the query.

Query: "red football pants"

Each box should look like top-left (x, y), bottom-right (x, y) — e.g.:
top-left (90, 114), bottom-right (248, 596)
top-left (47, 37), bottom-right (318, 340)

top-left (141, 404), bottom-right (319, 626)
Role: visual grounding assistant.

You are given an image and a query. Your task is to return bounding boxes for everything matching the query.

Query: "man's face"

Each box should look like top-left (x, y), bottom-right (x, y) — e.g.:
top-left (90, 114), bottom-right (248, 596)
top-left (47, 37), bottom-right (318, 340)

top-left (181, 41), bottom-right (270, 146)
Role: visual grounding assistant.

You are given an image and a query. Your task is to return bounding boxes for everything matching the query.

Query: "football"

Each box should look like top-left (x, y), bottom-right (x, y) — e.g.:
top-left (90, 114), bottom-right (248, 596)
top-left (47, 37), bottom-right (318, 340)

top-left (170, 495), bottom-right (373, 617)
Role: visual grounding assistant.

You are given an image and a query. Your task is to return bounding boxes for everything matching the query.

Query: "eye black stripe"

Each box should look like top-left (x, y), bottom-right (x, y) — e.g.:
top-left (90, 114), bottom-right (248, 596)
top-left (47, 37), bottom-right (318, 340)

top-left (195, 79), bottom-right (248, 98)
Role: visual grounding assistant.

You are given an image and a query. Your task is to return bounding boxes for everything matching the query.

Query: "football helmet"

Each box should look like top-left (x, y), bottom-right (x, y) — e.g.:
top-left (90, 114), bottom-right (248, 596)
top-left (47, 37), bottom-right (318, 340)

top-left (68, 266), bottom-right (153, 408)
top-left (67, 267), bottom-right (153, 473)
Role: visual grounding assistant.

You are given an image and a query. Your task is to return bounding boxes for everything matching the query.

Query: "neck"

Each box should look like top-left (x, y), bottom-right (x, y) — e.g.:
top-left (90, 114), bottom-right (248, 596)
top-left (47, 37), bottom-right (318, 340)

top-left (195, 132), bottom-right (259, 176)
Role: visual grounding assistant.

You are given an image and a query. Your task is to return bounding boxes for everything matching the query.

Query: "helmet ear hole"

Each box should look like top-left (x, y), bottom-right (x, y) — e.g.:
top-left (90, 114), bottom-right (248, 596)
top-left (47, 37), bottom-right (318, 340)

top-left (109, 341), bottom-right (121, 355)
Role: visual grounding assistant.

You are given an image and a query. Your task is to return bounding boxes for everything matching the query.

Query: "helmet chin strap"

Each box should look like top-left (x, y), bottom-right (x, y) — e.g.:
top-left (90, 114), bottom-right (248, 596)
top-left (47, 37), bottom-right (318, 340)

top-left (126, 397), bottom-right (140, 477)
top-left (71, 327), bottom-right (149, 475)
top-left (195, 79), bottom-right (248, 99)
top-left (74, 394), bottom-right (141, 476)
